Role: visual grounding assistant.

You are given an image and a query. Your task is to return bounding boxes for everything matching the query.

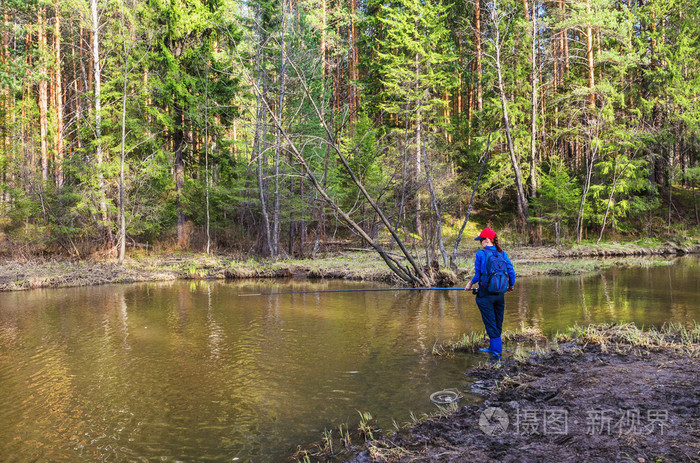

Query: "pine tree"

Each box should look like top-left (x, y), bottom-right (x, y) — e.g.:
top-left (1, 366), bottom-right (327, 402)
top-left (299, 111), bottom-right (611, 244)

top-left (530, 156), bottom-right (580, 243)
top-left (145, 0), bottom-right (238, 248)
top-left (373, 0), bottom-right (456, 240)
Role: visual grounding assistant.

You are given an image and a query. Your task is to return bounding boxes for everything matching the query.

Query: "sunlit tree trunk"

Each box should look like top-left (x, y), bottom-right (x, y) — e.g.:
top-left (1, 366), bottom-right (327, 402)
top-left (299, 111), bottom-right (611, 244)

top-left (490, 2), bottom-right (529, 227)
top-left (53, 0), bottom-right (64, 187)
top-left (693, 182), bottom-right (699, 226)
top-left (70, 29), bottom-right (82, 157)
top-left (1, 12), bottom-right (9, 202)
top-left (273, 0), bottom-right (287, 257)
top-left (348, 0), bottom-right (358, 121)
top-left (253, 9), bottom-right (272, 256)
top-left (91, 0), bottom-right (110, 244)
top-left (23, 32), bottom-right (31, 176)
top-left (118, 0), bottom-right (131, 264)
top-left (529, 4), bottom-right (538, 198)
top-left (38, 8), bottom-right (49, 182)
top-left (586, 0), bottom-right (595, 107)
top-left (299, 178), bottom-right (306, 257)
top-left (415, 52), bottom-right (422, 237)
top-left (204, 73), bottom-right (211, 255)
top-left (474, 0), bottom-right (483, 112)
top-left (563, 5), bottom-right (569, 74)
top-left (174, 104), bottom-right (186, 247)
top-left (313, 0), bottom-right (329, 255)
top-left (118, 52), bottom-right (128, 263)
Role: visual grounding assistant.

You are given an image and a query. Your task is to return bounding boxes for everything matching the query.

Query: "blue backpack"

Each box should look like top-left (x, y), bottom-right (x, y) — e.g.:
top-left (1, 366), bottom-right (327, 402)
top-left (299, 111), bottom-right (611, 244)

top-left (481, 249), bottom-right (509, 294)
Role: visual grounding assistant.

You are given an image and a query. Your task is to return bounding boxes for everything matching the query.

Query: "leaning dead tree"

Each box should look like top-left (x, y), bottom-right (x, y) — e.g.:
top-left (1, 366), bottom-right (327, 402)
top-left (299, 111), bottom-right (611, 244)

top-left (230, 33), bottom-right (435, 287)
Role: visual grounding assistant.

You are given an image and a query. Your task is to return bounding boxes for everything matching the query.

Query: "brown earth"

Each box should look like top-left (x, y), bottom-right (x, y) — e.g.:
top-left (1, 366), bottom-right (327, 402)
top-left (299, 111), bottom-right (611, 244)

top-left (342, 328), bottom-right (700, 463)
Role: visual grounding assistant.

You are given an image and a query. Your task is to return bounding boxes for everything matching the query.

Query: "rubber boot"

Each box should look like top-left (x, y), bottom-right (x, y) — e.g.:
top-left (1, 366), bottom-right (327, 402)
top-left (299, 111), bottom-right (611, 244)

top-left (491, 337), bottom-right (502, 357)
top-left (479, 338), bottom-right (498, 355)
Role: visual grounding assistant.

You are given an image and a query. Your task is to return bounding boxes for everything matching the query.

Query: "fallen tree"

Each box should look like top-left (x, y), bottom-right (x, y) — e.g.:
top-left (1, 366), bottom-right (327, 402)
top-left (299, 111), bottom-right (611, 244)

top-left (228, 25), bottom-right (447, 287)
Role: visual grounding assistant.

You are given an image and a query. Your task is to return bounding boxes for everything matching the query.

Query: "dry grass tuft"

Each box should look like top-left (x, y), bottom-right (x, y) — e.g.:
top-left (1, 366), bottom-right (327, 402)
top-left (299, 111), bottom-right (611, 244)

top-left (437, 326), bottom-right (546, 354)
top-left (555, 322), bottom-right (700, 356)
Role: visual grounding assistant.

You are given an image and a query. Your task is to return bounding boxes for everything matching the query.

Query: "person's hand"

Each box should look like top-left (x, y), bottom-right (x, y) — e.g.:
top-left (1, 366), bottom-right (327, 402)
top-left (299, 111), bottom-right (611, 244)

top-left (465, 282), bottom-right (472, 291)
top-left (507, 286), bottom-right (514, 292)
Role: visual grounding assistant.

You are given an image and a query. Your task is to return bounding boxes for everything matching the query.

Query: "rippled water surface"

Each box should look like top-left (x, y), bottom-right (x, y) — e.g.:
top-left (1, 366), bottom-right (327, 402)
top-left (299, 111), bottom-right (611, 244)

top-left (0, 256), bottom-right (698, 461)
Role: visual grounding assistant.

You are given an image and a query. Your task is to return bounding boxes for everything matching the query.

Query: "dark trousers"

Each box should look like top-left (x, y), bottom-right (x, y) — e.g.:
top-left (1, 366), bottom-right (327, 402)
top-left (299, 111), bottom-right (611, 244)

top-left (475, 292), bottom-right (505, 339)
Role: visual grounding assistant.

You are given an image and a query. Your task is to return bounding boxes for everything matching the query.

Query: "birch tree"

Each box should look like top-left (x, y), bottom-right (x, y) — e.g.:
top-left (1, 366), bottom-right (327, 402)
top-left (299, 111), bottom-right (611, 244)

top-left (484, 0), bottom-right (529, 227)
top-left (91, 0), bottom-right (111, 244)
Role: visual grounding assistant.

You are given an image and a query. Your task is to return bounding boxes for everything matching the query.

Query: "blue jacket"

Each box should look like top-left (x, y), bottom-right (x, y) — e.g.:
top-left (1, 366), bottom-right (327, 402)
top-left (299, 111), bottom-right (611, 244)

top-left (470, 246), bottom-right (516, 288)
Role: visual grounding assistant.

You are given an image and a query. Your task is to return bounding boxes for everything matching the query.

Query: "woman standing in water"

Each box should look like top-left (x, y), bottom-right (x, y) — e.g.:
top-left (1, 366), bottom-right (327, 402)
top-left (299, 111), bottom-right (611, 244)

top-left (464, 228), bottom-right (516, 357)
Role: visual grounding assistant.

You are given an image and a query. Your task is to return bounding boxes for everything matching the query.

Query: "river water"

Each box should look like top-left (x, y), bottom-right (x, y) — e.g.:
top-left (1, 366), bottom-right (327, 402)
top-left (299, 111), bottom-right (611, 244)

top-left (0, 256), bottom-right (698, 461)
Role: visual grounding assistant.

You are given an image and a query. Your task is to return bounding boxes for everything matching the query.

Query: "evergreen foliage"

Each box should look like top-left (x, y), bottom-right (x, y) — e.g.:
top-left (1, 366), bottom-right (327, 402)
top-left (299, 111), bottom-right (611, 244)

top-left (0, 0), bottom-right (698, 257)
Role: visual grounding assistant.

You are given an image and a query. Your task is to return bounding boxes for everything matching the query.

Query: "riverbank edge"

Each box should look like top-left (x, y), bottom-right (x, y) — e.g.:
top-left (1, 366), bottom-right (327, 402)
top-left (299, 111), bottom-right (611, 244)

top-left (297, 323), bottom-right (700, 463)
top-left (0, 240), bottom-right (698, 292)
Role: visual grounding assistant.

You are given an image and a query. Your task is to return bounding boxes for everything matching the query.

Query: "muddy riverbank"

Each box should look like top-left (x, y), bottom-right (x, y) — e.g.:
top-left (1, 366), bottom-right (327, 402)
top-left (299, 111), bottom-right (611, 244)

top-left (304, 324), bottom-right (700, 463)
top-left (0, 240), bottom-right (698, 291)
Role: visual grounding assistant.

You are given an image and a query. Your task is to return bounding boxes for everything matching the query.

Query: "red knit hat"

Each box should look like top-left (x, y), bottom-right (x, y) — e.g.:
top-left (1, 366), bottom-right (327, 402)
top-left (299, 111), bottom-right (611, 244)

top-left (474, 227), bottom-right (497, 241)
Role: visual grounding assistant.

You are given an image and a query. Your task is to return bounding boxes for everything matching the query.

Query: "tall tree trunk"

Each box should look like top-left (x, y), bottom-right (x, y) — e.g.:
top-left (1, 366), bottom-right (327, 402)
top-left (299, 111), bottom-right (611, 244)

top-left (1, 12), bottom-right (9, 201)
top-left (23, 32), bottom-right (31, 176)
top-left (299, 178), bottom-right (306, 257)
top-left (415, 52), bottom-right (422, 236)
top-left (492, 4), bottom-right (529, 226)
top-left (273, 0), bottom-right (287, 257)
top-left (174, 105), bottom-right (186, 247)
top-left (118, 28), bottom-right (129, 264)
top-left (474, 0), bottom-right (483, 112)
top-left (560, 0), bottom-right (569, 87)
top-left (396, 103), bottom-right (410, 243)
top-left (253, 13), bottom-right (272, 256)
top-left (255, 111), bottom-right (272, 256)
top-left (457, 48), bottom-right (463, 120)
top-left (288, 176), bottom-right (294, 256)
top-left (70, 29), bottom-right (82, 156)
top-left (348, 0), bottom-right (358, 122)
top-left (586, 0), bottom-right (595, 107)
top-left (313, 0), bottom-right (328, 255)
top-left (693, 182), bottom-right (699, 226)
top-left (352, 0), bottom-right (359, 115)
top-left (204, 70), bottom-right (211, 255)
top-left (529, 5), bottom-right (538, 198)
top-left (667, 158), bottom-right (674, 232)
top-left (54, 0), bottom-right (64, 187)
top-left (38, 8), bottom-right (49, 182)
top-left (553, 24), bottom-right (559, 88)
top-left (466, 62), bottom-right (473, 134)
top-left (91, 0), bottom-right (110, 244)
